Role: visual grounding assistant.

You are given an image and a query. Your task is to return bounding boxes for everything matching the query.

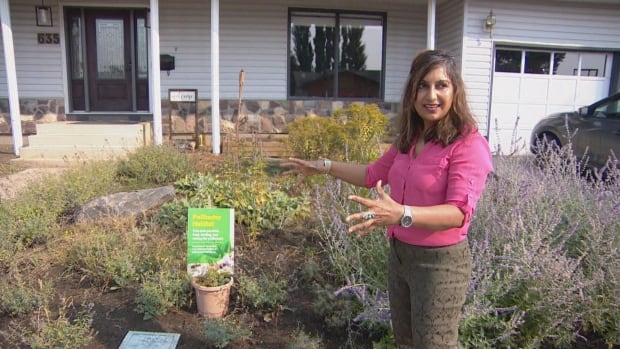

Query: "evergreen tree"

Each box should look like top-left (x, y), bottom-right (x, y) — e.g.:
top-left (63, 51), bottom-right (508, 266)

top-left (340, 27), bottom-right (367, 71)
top-left (314, 26), bottom-right (335, 72)
top-left (292, 26), bottom-right (314, 72)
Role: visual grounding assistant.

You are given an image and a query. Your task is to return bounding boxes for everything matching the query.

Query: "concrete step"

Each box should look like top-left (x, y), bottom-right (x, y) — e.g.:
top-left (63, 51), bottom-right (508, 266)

top-left (19, 121), bottom-right (152, 162)
top-left (28, 134), bottom-right (145, 147)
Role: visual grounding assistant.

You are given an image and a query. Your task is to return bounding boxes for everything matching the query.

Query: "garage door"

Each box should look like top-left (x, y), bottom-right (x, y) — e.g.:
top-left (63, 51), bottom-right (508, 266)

top-left (489, 47), bottom-right (612, 155)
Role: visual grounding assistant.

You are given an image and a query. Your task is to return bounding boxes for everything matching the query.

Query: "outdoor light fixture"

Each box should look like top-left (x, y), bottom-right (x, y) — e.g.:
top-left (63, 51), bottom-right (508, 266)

top-left (484, 10), bottom-right (496, 37)
top-left (35, 1), bottom-right (53, 27)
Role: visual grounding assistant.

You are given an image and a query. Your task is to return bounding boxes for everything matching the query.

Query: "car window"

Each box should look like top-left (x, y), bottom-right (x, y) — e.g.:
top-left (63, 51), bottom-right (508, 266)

top-left (593, 100), bottom-right (620, 119)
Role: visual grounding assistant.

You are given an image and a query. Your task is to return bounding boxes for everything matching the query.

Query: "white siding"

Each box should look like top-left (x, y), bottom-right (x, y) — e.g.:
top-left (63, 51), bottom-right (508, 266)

top-left (381, 2), bottom-right (427, 101)
top-left (160, 0), bottom-right (427, 101)
top-left (0, 0), bottom-right (64, 98)
top-left (436, 0), bottom-right (464, 65)
top-left (463, 0), bottom-right (620, 138)
top-left (0, 0), bottom-right (427, 103)
top-left (158, 0), bottom-right (211, 98)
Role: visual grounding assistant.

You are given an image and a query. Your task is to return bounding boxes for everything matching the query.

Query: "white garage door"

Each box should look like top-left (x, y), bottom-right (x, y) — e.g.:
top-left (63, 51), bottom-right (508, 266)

top-left (489, 47), bottom-right (613, 155)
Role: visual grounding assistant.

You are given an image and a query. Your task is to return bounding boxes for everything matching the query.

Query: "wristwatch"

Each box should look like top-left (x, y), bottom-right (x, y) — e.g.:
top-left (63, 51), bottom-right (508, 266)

top-left (400, 205), bottom-right (413, 228)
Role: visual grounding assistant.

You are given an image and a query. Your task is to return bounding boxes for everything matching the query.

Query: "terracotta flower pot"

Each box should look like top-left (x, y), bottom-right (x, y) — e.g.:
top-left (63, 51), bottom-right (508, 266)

top-left (191, 277), bottom-right (233, 318)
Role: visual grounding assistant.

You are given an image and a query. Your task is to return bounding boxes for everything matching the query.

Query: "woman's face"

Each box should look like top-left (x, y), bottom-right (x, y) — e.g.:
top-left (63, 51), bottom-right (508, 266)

top-left (414, 65), bottom-right (454, 130)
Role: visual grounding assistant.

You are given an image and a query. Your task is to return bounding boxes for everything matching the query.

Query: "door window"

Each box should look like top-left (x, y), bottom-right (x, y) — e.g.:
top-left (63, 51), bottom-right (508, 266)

top-left (96, 19), bottom-right (125, 80)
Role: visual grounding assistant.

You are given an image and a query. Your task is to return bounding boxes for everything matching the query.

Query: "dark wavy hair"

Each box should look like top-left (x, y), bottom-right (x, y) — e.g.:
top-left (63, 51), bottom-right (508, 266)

top-left (394, 49), bottom-right (478, 153)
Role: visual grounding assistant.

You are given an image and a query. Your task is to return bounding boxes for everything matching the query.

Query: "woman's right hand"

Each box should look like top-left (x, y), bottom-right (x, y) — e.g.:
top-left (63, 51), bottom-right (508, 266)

top-left (279, 157), bottom-right (325, 178)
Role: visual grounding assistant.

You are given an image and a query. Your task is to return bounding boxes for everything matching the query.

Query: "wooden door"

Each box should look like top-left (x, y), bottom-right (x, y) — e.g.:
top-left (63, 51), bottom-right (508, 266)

top-left (85, 9), bottom-right (132, 111)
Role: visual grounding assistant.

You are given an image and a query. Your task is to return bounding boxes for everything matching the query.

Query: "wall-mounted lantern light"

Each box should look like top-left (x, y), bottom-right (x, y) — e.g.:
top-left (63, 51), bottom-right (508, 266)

top-left (484, 10), bottom-right (496, 37)
top-left (35, 4), bottom-right (53, 27)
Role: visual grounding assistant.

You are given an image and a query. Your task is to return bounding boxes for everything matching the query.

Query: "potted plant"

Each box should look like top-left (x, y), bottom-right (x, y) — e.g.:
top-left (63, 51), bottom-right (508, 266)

top-left (191, 267), bottom-right (233, 318)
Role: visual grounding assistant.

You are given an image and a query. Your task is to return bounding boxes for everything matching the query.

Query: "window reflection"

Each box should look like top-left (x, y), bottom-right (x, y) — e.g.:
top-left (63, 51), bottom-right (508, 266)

top-left (552, 52), bottom-right (578, 75)
top-left (524, 51), bottom-right (550, 74)
top-left (495, 49), bottom-right (521, 73)
top-left (497, 49), bottom-right (608, 77)
top-left (289, 10), bottom-right (384, 99)
top-left (70, 17), bottom-right (83, 79)
top-left (580, 53), bottom-right (606, 77)
top-left (136, 18), bottom-right (148, 79)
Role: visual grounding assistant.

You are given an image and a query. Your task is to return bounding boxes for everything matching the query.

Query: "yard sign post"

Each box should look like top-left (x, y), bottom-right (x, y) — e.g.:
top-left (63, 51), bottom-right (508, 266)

top-left (168, 89), bottom-right (198, 142)
top-left (186, 208), bottom-right (234, 277)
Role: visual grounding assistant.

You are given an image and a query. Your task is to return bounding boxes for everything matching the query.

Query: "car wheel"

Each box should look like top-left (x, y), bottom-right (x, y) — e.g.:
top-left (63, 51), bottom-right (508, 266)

top-left (533, 133), bottom-right (561, 155)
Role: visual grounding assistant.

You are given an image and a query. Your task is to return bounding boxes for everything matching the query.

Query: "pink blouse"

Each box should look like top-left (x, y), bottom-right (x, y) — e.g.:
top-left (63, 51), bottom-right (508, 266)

top-left (366, 131), bottom-right (493, 247)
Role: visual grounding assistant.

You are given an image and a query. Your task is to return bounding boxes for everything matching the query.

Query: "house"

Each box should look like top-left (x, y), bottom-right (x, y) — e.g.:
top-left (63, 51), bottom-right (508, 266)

top-left (1, 0), bottom-right (619, 158)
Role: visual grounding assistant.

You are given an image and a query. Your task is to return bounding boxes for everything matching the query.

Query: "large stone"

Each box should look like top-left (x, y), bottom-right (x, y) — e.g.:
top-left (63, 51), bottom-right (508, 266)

top-left (74, 186), bottom-right (176, 222)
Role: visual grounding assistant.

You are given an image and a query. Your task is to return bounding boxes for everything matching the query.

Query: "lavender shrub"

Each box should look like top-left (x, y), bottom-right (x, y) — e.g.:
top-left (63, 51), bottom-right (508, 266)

top-left (464, 143), bottom-right (619, 348)
top-left (313, 142), bottom-right (619, 348)
top-left (312, 178), bottom-right (391, 328)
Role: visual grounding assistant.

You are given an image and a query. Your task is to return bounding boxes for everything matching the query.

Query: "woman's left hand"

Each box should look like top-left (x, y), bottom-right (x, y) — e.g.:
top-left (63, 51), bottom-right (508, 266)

top-left (346, 180), bottom-right (403, 237)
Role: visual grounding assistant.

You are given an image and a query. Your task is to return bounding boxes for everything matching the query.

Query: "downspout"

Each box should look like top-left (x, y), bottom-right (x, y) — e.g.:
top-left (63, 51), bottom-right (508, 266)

top-left (0, 0), bottom-right (23, 156)
top-left (211, 0), bottom-right (221, 154)
top-left (149, 0), bottom-right (163, 145)
top-left (427, 0), bottom-right (436, 49)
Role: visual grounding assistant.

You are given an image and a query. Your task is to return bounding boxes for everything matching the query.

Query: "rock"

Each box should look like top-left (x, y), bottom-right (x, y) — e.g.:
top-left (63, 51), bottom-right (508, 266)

top-left (74, 185), bottom-right (175, 222)
top-left (0, 168), bottom-right (66, 201)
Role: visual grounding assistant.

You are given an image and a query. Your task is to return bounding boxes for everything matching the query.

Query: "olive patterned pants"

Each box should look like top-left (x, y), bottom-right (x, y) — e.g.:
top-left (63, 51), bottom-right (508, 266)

top-left (388, 238), bottom-right (471, 349)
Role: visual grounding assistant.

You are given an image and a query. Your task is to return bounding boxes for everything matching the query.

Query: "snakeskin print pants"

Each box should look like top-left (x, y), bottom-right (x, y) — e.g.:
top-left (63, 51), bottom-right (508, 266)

top-left (388, 238), bottom-right (471, 349)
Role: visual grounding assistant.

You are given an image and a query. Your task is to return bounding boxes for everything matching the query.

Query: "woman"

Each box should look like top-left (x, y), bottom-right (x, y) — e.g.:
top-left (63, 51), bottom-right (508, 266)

top-left (282, 49), bottom-right (493, 349)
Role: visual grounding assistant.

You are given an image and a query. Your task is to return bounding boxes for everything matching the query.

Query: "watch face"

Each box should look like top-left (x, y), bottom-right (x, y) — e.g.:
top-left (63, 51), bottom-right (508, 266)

top-left (401, 216), bottom-right (413, 228)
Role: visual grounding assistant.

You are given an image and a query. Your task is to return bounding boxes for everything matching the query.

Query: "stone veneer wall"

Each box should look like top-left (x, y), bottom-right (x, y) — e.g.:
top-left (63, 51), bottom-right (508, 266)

top-left (0, 98), bottom-right (66, 135)
top-left (0, 98), bottom-right (401, 136)
top-left (164, 99), bottom-right (401, 135)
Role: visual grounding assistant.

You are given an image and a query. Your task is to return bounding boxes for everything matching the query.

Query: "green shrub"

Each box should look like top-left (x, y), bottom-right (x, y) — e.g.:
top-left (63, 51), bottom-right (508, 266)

top-left (0, 277), bottom-right (53, 316)
top-left (0, 161), bottom-right (118, 254)
top-left (333, 103), bottom-right (390, 162)
top-left (63, 222), bottom-right (152, 289)
top-left (237, 272), bottom-right (288, 312)
top-left (116, 144), bottom-right (196, 186)
top-left (310, 283), bottom-right (365, 329)
top-left (287, 326), bottom-right (322, 349)
top-left (135, 270), bottom-right (191, 320)
top-left (155, 172), bottom-right (309, 239)
top-left (286, 103), bottom-right (388, 163)
top-left (201, 317), bottom-right (252, 349)
top-left (13, 299), bottom-right (96, 349)
top-left (286, 116), bottom-right (346, 160)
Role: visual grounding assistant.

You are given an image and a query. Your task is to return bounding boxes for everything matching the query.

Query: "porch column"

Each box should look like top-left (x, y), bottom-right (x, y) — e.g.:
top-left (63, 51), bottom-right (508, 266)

top-left (0, 0), bottom-right (23, 156)
top-left (149, 0), bottom-right (163, 145)
top-left (211, 0), bottom-right (221, 154)
top-left (427, 0), bottom-right (436, 49)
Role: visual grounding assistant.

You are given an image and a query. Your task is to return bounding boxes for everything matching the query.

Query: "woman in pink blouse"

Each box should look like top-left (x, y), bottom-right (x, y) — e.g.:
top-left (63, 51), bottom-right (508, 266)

top-left (283, 49), bottom-right (493, 349)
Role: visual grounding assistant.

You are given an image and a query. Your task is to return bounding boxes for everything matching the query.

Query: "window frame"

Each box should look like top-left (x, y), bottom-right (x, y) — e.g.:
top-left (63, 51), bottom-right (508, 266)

top-left (287, 7), bottom-right (387, 101)
top-left (494, 47), bottom-right (609, 78)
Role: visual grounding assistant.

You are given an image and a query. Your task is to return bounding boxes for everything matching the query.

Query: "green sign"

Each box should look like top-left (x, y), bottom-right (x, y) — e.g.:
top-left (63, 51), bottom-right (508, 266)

top-left (187, 208), bottom-right (234, 276)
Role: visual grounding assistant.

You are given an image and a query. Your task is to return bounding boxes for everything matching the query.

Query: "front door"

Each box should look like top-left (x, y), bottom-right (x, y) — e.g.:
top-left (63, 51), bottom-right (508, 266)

top-left (66, 8), bottom-right (149, 112)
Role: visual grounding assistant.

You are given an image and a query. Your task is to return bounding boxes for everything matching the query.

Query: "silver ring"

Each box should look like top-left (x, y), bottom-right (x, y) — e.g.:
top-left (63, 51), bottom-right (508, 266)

top-left (363, 211), bottom-right (376, 220)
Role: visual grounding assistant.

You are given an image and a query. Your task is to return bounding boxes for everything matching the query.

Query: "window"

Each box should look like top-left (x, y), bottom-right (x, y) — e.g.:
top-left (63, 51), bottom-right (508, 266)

top-left (288, 9), bottom-right (385, 99)
top-left (496, 48), bottom-right (609, 77)
top-left (552, 52), bottom-right (579, 76)
top-left (524, 51), bottom-right (550, 74)
top-left (580, 53), bottom-right (607, 77)
top-left (495, 49), bottom-right (521, 73)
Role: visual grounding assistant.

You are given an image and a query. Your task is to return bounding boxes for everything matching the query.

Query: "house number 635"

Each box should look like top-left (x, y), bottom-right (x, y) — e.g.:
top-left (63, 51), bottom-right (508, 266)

top-left (37, 33), bottom-right (60, 44)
